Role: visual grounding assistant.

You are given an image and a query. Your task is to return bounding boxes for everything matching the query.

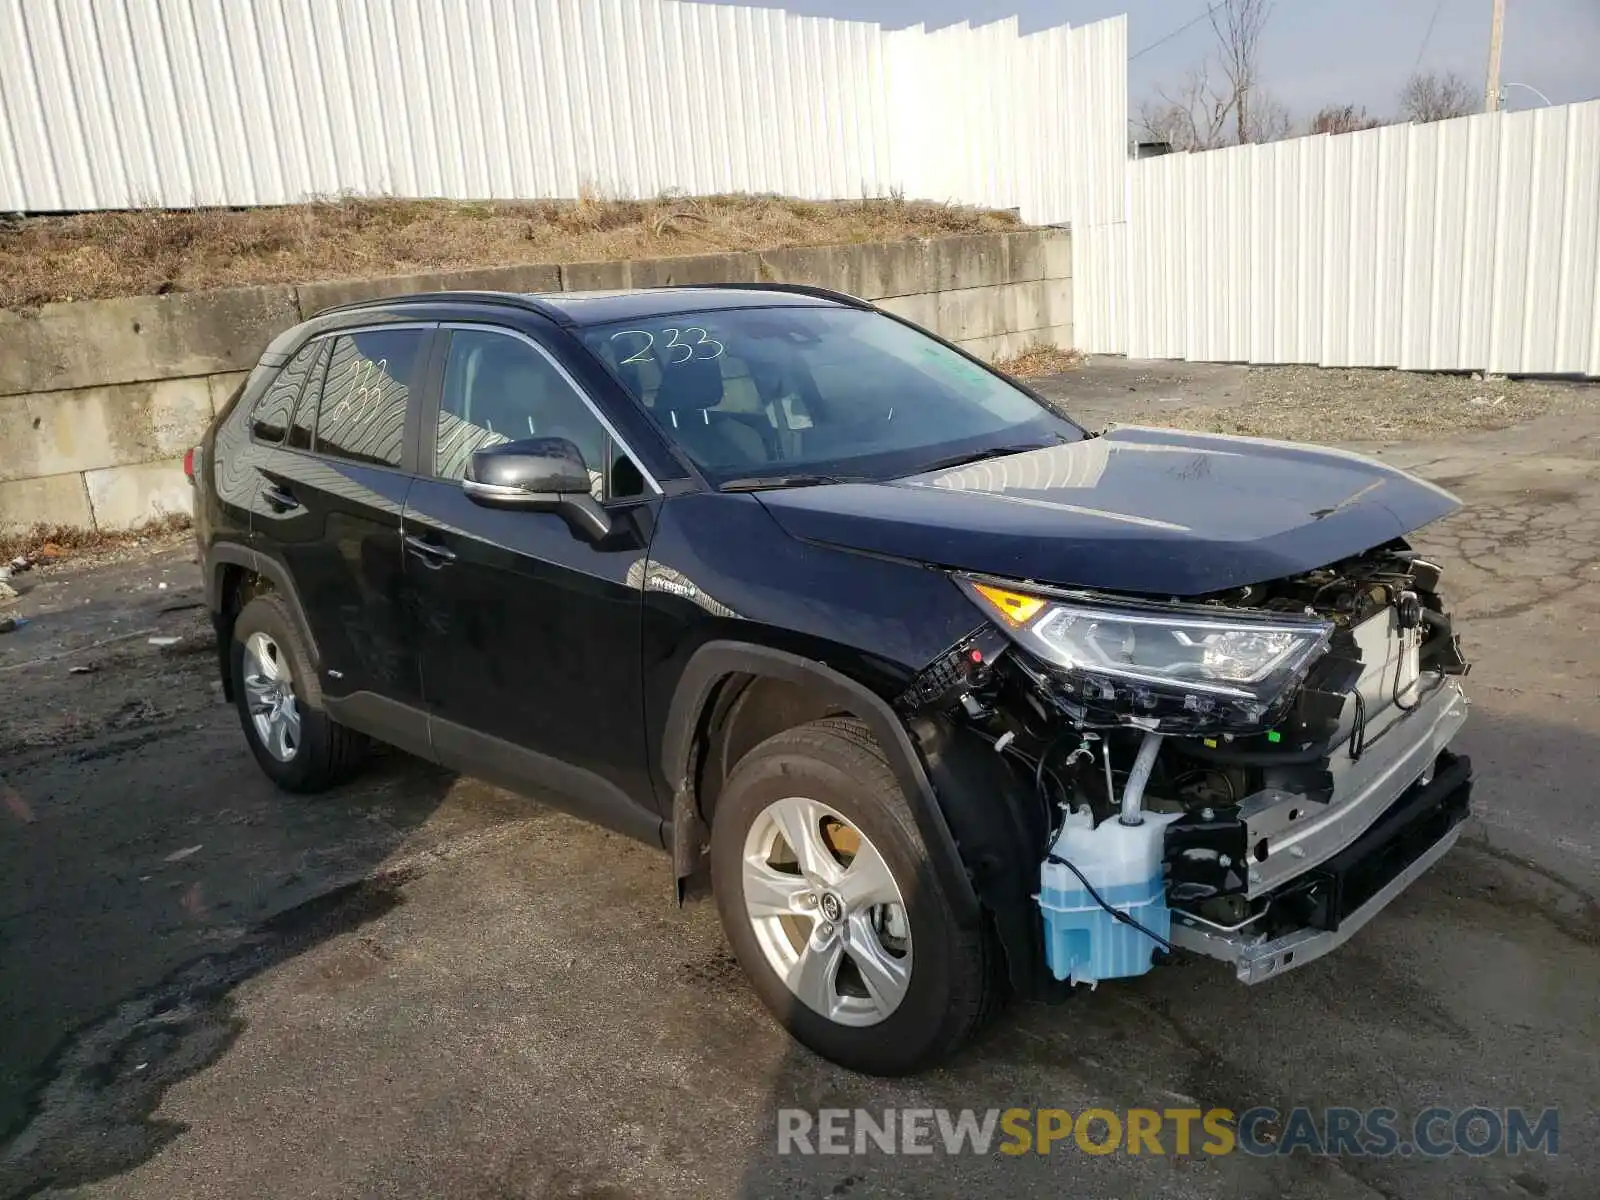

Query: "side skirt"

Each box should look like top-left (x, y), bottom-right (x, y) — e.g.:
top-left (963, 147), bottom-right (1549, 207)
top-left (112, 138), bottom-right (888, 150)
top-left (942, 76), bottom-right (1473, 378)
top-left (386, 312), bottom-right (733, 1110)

top-left (326, 691), bottom-right (665, 849)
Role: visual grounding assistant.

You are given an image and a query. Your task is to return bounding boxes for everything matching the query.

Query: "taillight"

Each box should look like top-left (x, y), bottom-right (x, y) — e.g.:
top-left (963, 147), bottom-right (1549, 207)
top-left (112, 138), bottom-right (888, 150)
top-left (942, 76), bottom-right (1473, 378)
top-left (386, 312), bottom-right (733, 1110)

top-left (183, 445), bottom-right (198, 483)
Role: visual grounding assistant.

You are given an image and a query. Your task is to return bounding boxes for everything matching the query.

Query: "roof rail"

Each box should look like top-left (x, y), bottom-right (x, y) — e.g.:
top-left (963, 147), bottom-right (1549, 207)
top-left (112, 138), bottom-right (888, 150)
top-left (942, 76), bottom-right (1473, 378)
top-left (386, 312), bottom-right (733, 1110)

top-left (309, 290), bottom-right (566, 320)
top-left (307, 281), bottom-right (874, 323)
top-left (665, 282), bottom-right (874, 309)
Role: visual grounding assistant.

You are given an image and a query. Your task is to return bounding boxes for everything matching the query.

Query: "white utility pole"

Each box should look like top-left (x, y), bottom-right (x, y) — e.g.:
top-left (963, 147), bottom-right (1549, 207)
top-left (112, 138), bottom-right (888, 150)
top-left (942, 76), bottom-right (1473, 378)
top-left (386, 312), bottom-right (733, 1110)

top-left (1484, 0), bottom-right (1506, 111)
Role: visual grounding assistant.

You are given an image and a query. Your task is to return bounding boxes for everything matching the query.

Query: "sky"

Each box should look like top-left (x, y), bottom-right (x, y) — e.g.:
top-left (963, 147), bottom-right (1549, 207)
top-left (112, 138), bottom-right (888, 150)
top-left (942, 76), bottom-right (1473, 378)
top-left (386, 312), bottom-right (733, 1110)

top-left (714, 0), bottom-right (1600, 120)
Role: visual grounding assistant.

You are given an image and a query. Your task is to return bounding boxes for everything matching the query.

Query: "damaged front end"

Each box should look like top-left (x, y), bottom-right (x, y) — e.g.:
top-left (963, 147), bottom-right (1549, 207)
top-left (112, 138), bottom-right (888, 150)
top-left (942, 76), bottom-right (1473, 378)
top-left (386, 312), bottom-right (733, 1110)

top-left (899, 541), bottom-right (1473, 990)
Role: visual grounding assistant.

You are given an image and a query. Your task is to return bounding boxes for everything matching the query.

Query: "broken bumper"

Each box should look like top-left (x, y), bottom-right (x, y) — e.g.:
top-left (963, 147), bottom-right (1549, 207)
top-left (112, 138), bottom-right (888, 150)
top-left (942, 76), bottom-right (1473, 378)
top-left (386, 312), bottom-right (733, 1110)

top-left (1170, 681), bottom-right (1472, 984)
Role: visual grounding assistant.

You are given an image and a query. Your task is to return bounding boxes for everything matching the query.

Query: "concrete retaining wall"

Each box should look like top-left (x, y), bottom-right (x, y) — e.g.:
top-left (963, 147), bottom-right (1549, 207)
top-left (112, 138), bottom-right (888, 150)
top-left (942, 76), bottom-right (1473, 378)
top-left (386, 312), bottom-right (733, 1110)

top-left (0, 229), bottom-right (1071, 532)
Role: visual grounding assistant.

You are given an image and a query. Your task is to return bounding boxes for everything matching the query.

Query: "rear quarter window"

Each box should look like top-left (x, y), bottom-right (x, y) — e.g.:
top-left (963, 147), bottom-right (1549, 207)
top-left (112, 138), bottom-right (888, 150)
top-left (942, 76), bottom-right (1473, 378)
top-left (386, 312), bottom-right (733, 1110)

top-left (287, 341), bottom-right (331, 450)
top-left (249, 343), bottom-right (321, 443)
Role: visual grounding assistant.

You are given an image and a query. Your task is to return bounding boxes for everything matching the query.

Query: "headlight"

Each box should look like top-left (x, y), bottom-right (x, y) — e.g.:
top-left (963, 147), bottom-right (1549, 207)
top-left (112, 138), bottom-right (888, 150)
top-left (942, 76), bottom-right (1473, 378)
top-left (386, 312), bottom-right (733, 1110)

top-left (959, 579), bottom-right (1332, 726)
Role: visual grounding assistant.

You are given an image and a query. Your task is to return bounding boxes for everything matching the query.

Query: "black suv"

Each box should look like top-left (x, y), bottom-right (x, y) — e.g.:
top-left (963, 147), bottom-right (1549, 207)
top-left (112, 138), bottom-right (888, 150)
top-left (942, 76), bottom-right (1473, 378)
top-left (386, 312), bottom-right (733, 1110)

top-left (193, 286), bottom-right (1472, 1075)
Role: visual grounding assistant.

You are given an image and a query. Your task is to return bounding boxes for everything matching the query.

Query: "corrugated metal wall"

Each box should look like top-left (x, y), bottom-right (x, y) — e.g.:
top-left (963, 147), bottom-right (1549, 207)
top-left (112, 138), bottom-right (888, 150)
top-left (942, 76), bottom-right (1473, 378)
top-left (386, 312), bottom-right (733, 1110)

top-left (885, 15), bottom-right (1124, 230)
top-left (1061, 13), bottom-right (1127, 356)
top-left (1117, 101), bottom-right (1600, 377)
top-left (0, 0), bottom-right (1126, 229)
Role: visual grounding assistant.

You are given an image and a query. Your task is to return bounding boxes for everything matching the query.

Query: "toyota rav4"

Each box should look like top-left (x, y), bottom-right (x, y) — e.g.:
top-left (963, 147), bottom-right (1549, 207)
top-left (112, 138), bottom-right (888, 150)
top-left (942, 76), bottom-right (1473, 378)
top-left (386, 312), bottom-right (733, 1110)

top-left (191, 285), bottom-right (1472, 1075)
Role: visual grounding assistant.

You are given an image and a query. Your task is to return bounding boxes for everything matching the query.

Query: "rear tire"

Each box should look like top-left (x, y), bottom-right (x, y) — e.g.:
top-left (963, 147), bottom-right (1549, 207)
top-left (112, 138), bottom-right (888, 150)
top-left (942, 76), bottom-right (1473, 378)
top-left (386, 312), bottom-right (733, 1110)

top-left (710, 717), bottom-right (1001, 1075)
top-left (230, 593), bottom-right (367, 793)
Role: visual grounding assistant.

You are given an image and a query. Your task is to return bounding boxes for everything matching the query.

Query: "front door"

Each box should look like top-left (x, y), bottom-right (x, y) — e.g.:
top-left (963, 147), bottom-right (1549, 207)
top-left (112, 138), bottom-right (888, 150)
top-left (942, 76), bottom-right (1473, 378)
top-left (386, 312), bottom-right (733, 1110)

top-left (402, 324), bottom-right (663, 842)
top-left (252, 325), bottom-right (432, 721)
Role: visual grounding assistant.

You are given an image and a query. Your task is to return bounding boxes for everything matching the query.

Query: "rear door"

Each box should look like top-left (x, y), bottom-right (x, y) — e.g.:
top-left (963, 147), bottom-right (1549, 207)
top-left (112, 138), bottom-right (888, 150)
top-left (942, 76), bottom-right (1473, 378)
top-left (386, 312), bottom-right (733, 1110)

top-left (402, 322), bottom-right (664, 841)
top-left (252, 323), bottom-right (435, 724)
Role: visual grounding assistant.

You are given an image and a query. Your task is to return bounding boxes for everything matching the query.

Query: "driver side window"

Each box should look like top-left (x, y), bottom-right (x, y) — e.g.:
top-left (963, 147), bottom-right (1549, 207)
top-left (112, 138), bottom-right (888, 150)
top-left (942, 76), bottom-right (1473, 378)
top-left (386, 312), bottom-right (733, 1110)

top-left (435, 329), bottom-right (643, 500)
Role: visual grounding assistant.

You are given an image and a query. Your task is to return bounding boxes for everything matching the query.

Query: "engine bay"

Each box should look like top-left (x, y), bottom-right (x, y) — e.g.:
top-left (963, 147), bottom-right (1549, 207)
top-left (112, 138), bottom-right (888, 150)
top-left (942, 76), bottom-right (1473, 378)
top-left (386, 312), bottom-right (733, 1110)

top-left (900, 539), bottom-right (1473, 985)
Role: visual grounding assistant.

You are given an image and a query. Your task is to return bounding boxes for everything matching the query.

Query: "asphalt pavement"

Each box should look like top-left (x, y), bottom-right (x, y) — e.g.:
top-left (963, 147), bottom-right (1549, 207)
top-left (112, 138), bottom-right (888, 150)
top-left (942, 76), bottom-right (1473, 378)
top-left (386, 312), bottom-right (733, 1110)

top-left (1, 360), bottom-right (1596, 1199)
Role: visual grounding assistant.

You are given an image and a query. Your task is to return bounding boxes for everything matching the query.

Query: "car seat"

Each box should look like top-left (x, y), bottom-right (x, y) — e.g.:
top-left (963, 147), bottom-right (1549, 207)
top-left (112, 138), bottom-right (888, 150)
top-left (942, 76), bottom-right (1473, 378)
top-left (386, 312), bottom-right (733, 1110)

top-left (652, 356), bottom-right (769, 471)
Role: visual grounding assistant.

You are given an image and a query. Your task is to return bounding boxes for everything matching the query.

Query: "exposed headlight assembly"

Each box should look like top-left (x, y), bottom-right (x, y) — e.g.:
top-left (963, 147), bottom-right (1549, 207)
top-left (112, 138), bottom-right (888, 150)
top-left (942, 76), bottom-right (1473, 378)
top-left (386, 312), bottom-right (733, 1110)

top-left (959, 578), bottom-right (1333, 730)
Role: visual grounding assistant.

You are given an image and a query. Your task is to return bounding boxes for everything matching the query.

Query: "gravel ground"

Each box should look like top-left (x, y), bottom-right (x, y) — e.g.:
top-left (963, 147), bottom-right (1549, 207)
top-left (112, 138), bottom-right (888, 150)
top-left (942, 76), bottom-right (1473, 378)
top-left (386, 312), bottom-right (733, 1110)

top-left (1036, 360), bottom-right (1595, 443)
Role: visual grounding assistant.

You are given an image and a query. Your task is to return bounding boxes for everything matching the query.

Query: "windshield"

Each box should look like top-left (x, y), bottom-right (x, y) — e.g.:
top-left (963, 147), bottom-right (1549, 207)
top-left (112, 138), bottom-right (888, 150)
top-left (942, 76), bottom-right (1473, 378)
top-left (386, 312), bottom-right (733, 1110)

top-left (579, 306), bottom-right (1083, 484)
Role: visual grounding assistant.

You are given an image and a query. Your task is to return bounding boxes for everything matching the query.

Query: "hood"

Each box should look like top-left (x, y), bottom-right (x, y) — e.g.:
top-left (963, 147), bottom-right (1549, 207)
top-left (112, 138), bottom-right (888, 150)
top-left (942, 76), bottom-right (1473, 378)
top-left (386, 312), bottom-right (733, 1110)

top-left (754, 426), bottom-right (1461, 596)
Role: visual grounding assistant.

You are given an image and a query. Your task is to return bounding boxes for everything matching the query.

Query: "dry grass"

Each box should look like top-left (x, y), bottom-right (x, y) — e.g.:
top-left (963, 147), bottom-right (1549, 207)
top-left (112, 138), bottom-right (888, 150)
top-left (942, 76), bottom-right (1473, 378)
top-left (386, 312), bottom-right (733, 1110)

top-left (995, 343), bottom-right (1084, 379)
top-left (0, 513), bottom-right (192, 565)
top-left (0, 193), bottom-right (1021, 309)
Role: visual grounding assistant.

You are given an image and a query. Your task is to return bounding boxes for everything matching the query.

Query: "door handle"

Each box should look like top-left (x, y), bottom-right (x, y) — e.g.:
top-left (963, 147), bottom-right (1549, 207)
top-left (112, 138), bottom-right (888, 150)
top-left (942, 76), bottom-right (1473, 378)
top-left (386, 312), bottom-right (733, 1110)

top-left (261, 483), bottom-right (300, 513)
top-left (404, 533), bottom-right (457, 568)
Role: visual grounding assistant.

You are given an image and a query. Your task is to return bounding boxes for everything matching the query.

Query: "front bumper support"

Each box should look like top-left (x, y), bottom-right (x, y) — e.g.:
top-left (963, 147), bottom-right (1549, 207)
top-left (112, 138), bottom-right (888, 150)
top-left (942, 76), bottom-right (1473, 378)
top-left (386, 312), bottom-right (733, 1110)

top-left (1239, 680), bottom-right (1469, 896)
top-left (1169, 750), bottom-right (1472, 984)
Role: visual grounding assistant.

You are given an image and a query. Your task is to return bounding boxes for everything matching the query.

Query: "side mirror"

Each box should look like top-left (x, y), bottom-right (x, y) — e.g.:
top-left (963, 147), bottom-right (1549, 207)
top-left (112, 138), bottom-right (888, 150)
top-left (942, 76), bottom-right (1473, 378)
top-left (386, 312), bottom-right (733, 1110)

top-left (462, 438), bottom-right (612, 542)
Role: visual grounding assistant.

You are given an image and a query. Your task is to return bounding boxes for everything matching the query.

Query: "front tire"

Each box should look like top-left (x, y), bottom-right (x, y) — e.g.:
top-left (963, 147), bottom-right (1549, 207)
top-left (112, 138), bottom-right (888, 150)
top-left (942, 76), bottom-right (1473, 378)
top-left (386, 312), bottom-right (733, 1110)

top-left (710, 718), bottom-right (1000, 1075)
top-left (230, 593), bottom-right (367, 792)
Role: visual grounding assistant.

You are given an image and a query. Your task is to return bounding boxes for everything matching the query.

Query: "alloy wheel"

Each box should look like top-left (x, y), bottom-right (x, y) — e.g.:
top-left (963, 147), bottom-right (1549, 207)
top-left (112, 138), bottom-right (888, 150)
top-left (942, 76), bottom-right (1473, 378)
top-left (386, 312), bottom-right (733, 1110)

top-left (242, 631), bottom-right (302, 763)
top-left (741, 796), bottom-right (912, 1027)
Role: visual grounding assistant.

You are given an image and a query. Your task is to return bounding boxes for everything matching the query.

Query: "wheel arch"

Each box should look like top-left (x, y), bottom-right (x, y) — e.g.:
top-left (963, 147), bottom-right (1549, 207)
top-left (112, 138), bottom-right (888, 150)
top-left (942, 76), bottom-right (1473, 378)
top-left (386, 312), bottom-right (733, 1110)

top-left (662, 641), bottom-right (980, 926)
top-left (206, 544), bottom-right (321, 700)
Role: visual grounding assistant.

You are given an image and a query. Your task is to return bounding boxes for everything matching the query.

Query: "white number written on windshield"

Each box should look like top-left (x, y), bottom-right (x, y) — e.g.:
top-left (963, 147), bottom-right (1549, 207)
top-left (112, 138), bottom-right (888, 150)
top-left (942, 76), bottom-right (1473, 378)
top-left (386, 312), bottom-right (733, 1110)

top-left (611, 327), bottom-right (725, 365)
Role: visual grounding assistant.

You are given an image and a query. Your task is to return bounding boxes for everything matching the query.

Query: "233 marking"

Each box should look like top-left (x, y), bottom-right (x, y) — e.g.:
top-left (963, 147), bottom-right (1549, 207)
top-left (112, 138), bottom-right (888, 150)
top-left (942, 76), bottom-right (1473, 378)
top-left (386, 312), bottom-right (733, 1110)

top-left (612, 327), bottom-right (725, 365)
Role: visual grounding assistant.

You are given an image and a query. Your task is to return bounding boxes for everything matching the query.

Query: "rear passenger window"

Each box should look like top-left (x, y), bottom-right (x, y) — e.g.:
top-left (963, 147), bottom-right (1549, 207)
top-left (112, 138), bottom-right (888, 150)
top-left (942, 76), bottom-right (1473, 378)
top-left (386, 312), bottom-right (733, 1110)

top-left (250, 342), bottom-right (320, 443)
top-left (313, 329), bottom-right (424, 468)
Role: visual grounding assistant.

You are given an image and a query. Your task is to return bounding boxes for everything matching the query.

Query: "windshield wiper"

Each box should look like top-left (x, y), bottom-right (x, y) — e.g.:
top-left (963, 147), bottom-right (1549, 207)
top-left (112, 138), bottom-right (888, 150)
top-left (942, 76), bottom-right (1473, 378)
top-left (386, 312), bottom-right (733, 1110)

top-left (719, 473), bottom-right (865, 492)
top-left (912, 439), bottom-right (1067, 476)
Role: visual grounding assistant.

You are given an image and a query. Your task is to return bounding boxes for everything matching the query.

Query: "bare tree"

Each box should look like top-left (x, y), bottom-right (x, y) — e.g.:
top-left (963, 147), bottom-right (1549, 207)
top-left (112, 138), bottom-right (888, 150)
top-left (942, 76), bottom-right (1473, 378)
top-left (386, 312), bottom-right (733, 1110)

top-left (1307, 103), bottom-right (1386, 135)
top-left (1135, 64), bottom-right (1234, 151)
top-left (1251, 93), bottom-right (1293, 143)
top-left (1133, 0), bottom-right (1288, 149)
top-left (1399, 69), bottom-right (1476, 123)
top-left (1210, 0), bottom-right (1275, 145)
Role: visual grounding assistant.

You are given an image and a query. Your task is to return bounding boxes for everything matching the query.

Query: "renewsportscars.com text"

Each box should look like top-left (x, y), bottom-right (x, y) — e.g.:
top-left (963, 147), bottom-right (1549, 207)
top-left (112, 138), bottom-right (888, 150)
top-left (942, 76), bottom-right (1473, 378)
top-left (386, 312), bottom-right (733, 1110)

top-left (776, 1106), bottom-right (1559, 1158)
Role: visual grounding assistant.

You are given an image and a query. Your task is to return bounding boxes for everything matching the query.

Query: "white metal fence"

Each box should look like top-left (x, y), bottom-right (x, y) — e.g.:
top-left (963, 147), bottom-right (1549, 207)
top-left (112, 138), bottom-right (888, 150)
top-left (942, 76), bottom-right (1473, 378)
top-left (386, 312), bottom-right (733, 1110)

top-left (18, 1), bottom-right (1591, 379)
top-left (0, 0), bottom-right (1126, 228)
top-left (1110, 101), bottom-right (1600, 377)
